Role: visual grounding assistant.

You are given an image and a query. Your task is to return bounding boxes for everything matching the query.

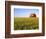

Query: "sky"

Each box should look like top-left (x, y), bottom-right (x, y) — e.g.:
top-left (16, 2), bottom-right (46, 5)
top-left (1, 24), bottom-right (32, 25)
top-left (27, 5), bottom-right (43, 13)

top-left (14, 8), bottom-right (39, 17)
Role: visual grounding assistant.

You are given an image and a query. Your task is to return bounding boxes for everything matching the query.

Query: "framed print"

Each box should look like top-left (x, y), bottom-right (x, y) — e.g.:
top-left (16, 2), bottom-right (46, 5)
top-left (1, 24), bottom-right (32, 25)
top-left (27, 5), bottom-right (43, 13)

top-left (5, 1), bottom-right (45, 38)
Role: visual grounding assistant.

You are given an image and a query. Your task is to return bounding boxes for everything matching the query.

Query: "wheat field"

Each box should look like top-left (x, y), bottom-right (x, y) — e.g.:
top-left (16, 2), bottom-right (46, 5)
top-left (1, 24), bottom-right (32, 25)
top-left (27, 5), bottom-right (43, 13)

top-left (14, 17), bottom-right (39, 30)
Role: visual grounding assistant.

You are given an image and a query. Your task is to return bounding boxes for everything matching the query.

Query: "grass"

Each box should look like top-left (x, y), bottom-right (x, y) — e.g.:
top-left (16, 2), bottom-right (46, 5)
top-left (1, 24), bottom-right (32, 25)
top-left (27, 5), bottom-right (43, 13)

top-left (14, 17), bottom-right (39, 30)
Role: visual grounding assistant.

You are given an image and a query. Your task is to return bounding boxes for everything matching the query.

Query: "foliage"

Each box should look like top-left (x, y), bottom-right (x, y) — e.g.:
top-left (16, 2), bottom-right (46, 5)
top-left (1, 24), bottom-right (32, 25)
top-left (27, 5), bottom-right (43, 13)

top-left (14, 17), bottom-right (39, 30)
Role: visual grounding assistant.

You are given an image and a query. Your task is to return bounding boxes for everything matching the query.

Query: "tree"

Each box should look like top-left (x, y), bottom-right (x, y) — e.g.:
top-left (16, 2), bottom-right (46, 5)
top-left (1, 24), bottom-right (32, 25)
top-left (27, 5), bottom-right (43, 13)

top-left (30, 13), bottom-right (36, 17)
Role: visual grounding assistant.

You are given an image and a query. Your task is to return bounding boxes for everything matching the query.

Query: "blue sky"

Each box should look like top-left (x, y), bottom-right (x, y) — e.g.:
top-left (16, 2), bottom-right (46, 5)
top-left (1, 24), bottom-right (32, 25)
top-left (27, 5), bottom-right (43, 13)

top-left (14, 8), bottom-right (39, 17)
